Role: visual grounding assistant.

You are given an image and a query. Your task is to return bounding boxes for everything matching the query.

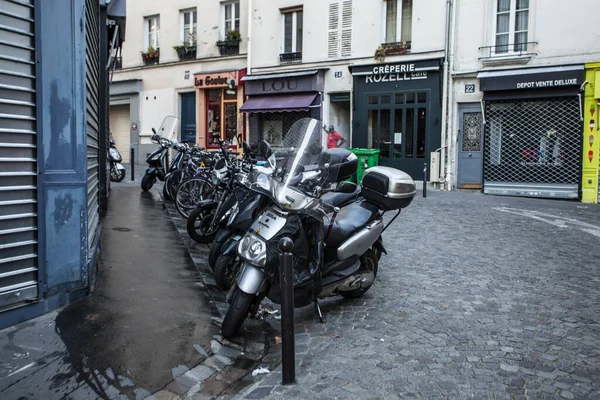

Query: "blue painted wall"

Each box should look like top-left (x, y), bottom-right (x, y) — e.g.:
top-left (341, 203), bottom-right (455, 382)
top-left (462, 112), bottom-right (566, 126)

top-left (0, 0), bottom-right (94, 329)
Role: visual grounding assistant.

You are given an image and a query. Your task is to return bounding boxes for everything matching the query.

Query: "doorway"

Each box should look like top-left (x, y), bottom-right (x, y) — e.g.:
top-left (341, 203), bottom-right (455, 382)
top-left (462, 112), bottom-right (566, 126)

top-left (180, 92), bottom-right (196, 143)
top-left (457, 104), bottom-right (484, 189)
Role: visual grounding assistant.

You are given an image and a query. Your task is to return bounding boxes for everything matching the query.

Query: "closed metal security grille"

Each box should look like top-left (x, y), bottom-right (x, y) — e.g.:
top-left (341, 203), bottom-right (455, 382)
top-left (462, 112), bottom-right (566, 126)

top-left (0, 0), bottom-right (38, 311)
top-left (85, 0), bottom-right (100, 249)
top-left (483, 97), bottom-right (581, 198)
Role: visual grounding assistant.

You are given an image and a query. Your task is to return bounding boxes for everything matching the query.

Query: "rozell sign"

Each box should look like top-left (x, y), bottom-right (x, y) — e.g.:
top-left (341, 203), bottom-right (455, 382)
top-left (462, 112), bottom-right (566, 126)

top-left (365, 63), bottom-right (428, 83)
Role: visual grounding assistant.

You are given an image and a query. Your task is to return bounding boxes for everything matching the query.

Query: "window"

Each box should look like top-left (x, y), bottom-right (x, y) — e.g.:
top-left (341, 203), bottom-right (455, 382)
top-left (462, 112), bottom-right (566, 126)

top-left (384, 0), bottom-right (412, 44)
top-left (327, 0), bottom-right (353, 59)
top-left (144, 15), bottom-right (160, 49)
top-left (495, 0), bottom-right (529, 53)
top-left (180, 9), bottom-right (197, 45)
top-left (282, 8), bottom-right (303, 54)
top-left (223, 1), bottom-right (240, 38)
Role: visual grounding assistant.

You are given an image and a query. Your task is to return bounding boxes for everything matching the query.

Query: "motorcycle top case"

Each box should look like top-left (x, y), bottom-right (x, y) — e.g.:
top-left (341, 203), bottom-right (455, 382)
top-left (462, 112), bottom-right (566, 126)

top-left (361, 166), bottom-right (416, 210)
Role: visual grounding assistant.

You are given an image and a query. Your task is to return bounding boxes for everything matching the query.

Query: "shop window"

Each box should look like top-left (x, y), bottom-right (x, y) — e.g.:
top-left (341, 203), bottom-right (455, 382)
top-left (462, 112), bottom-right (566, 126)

top-left (144, 15), bottom-right (160, 50)
top-left (206, 88), bottom-right (240, 148)
top-left (223, 1), bottom-right (240, 39)
top-left (180, 9), bottom-right (197, 45)
top-left (207, 89), bottom-right (222, 146)
top-left (281, 7), bottom-right (303, 63)
top-left (383, 0), bottom-right (412, 44)
top-left (381, 95), bottom-right (391, 104)
top-left (494, 0), bottom-right (529, 53)
top-left (329, 93), bottom-right (351, 148)
top-left (368, 96), bottom-right (379, 105)
top-left (327, 0), bottom-right (353, 59)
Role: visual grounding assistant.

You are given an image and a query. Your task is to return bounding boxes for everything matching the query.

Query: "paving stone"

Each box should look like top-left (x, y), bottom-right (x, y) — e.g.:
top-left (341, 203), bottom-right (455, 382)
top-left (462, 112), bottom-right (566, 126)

top-left (200, 379), bottom-right (229, 396)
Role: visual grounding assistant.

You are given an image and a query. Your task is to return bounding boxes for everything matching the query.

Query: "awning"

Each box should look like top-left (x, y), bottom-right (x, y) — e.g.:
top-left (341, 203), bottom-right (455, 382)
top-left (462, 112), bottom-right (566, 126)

top-left (240, 93), bottom-right (318, 113)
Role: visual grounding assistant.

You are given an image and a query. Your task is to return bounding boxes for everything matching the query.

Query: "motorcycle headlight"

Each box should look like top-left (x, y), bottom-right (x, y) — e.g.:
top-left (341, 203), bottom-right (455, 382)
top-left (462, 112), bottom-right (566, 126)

top-left (255, 173), bottom-right (271, 191)
top-left (237, 233), bottom-right (266, 266)
top-left (109, 147), bottom-right (120, 159)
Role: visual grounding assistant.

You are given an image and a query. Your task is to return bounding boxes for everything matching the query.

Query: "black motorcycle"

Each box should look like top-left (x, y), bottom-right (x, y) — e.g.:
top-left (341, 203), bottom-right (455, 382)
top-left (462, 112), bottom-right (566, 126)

top-left (141, 116), bottom-right (179, 192)
top-left (108, 132), bottom-right (126, 182)
top-left (220, 118), bottom-right (416, 338)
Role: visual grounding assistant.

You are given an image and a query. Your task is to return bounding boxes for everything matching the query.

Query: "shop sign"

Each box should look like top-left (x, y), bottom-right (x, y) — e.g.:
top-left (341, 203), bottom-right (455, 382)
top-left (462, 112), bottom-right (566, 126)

top-left (364, 63), bottom-right (429, 84)
top-left (245, 71), bottom-right (323, 95)
top-left (194, 70), bottom-right (241, 89)
top-left (480, 69), bottom-right (583, 92)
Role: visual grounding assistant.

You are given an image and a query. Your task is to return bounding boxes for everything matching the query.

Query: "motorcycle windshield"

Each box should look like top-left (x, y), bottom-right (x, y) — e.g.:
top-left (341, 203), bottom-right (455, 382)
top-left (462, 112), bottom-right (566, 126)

top-left (156, 116), bottom-right (179, 142)
top-left (270, 118), bottom-right (335, 213)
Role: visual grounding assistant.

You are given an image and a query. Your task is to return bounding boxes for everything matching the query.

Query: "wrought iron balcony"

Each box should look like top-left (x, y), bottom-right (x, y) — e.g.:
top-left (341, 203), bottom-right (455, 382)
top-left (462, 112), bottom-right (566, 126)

top-left (479, 42), bottom-right (538, 60)
top-left (279, 52), bottom-right (302, 64)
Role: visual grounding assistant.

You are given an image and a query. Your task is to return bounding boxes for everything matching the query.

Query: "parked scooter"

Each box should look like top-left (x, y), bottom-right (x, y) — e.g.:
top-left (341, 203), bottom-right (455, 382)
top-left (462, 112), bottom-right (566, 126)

top-left (141, 116), bottom-right (179, 192)
top-left (220, 118), bottom-right (416, 338)
top-left (108, 131), bottom-right (126, 182)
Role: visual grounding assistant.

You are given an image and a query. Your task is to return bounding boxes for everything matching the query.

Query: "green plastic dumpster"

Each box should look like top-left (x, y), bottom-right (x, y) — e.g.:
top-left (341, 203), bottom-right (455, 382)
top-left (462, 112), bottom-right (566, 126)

top-left (347, 148), bottom-right (380, 184)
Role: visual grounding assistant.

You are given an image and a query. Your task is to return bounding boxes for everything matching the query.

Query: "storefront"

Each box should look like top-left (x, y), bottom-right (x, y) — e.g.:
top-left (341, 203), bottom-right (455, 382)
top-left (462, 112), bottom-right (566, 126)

top-left (478, 65), bottom-right (584, 199)
top-left (582, 62), bottom-right (600, 204)
top-left (240, 70), bottom-right (324, 146)
top-left (194, 68), bottom-right (247, 149)
top-left (350, 59), bottom-right (443, 179)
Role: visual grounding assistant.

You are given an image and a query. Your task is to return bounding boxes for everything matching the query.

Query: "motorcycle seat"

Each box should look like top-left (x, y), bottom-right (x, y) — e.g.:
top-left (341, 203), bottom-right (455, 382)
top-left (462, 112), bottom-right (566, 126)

top-left (321, 184), bottom-right (361, 208)
top-left (325, 200), bottom-right (380, 248)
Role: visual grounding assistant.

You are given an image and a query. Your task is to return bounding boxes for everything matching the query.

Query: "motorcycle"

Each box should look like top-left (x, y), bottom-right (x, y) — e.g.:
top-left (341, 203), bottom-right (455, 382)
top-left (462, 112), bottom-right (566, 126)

top-left (108, 133), bottom-right (126, 182)
top-left (141, 116), bottom-right (179, 192)
top-left (220, 118), bottom-right (416, 338)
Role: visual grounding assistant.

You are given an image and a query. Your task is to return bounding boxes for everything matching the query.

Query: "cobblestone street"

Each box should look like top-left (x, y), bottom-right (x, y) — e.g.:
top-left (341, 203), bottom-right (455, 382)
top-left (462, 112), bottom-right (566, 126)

top-left (236, 192), bottom-right (600, 400)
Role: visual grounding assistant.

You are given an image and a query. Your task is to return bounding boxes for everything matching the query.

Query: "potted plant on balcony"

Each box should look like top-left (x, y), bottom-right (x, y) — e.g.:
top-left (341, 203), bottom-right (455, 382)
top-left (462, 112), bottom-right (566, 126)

top-left (141, 46), bottom-right (160, 65)
top-left (216, 30), bottom-right (241, 56)
top-left (173, 36), bottom-right (197, 61)
top-left (383, 40), bottom-right (411, 55)
top-left (374, 46), bottom-right (386, 63)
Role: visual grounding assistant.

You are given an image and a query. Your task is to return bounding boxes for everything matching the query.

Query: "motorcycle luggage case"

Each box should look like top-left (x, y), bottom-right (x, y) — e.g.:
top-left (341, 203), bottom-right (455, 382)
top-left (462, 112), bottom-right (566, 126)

top-left (361, 166), bottom-right (416, 210)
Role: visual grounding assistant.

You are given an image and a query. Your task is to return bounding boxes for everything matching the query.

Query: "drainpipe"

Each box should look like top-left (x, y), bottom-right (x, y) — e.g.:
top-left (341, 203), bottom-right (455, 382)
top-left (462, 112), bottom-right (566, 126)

top-left (445, 0), bottom-right (458, 190)
top-left (247, 0), bottom-right (253, 75)
top-left (440, 0), bottom-right (451, 190)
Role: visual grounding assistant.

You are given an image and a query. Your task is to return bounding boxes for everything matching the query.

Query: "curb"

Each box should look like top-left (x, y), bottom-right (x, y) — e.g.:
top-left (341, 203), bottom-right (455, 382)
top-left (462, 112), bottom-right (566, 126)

top-left (154, 196), bottom-right (282, 399)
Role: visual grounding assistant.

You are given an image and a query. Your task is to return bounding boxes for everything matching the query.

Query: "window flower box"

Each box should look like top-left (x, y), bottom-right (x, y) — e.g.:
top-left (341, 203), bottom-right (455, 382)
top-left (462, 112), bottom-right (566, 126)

top-left (173, 45), bottom-right (197, 61)
top-left (217, 30), bottom-right (241, 56)
top-left (141, 47), bottom-right (160, 65)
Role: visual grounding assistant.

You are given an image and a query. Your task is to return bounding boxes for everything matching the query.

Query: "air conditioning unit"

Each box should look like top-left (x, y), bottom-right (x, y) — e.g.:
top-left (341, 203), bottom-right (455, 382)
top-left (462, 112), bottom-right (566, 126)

top-left (430, 152), bottom-right (440, 183)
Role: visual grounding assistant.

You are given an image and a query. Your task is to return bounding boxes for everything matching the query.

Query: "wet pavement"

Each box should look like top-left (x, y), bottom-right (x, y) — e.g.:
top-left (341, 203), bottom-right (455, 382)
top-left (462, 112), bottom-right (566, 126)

top-left (0, 184), bottom-right (219, 399)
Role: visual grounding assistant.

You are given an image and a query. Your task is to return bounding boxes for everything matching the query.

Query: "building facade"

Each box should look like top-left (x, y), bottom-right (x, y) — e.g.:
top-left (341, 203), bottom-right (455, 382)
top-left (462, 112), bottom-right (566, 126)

top-left (110, 0), bottom-right (249, 162)
top-left (0, 0), bottom-right (120, 329)
top-left (245, 0), bottom-right (447, 179)
top-left (446, 0), bottom-right (600, 201)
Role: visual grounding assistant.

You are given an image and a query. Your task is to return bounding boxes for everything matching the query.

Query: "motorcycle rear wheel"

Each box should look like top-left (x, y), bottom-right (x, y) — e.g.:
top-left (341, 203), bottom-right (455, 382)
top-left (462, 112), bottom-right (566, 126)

top-left (341, 249), bottom-right (378, 299)
top-left (208, 237), bottom-right (227, 270)
top-left (222, 288), bottom-right (254, 339)
top-left (141, 173), bottom-right (156, 191)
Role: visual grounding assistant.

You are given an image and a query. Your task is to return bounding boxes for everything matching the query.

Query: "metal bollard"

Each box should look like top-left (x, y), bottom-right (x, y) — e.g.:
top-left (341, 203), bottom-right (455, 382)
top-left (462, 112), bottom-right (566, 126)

top-left (130, 148), bottom-right (135, 181)
top-left (278, 237), bottom-right (295, 385)
top-left (423, 162), bottom-right (427, 198)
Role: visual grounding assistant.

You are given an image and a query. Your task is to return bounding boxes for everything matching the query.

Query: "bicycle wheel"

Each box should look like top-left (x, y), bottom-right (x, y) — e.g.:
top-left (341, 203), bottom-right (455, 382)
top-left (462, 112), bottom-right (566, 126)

top-left (174, 177), bottom-right (216, 218)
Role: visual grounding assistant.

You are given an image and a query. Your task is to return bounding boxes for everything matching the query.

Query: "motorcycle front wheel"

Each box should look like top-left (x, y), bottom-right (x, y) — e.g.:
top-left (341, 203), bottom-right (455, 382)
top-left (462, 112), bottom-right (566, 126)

top-left (221, 288), bottom-right (254, 339)
top-left (186, 203), bottom-right (219, 244)
top-left (208, 237), bottom-right (227, 270)
top-left (141, 173), bottom-right (156, 191)
top-left (110, 166), bottom-right (126, 182)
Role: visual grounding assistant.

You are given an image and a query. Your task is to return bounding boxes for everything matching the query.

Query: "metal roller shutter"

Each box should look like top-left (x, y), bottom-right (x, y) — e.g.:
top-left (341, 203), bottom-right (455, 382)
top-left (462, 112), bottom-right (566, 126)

top-left (0, 0), bottom-right (38, 311)
top-left (85, 0), bottom-right (100, 249)
top-left (109, 104), bottom-right (130, 163)
top-left (483, 97), bottom-right (581, 199)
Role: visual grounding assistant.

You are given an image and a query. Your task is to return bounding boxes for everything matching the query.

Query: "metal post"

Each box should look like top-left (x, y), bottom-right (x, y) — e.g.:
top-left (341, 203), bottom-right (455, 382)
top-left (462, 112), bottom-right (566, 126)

top-left (279, 237), bottom-right (295, 385)
top-left (423, 163), bottom-right (427, 198)
top-left (130, 148), bottom-right (135, 181)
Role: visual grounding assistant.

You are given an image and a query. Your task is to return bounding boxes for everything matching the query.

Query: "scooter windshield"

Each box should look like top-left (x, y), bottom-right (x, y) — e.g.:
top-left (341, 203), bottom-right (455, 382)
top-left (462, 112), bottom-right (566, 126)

top-left (156, 116), bottom-right (179, 142)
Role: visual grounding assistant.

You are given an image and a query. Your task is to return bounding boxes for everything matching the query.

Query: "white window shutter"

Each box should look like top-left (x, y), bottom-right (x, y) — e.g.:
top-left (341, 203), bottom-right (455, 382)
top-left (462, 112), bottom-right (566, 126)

top-left (341, 0), bottom-right (353, 57)
top-left (328, 2), bottom-right (340, 59)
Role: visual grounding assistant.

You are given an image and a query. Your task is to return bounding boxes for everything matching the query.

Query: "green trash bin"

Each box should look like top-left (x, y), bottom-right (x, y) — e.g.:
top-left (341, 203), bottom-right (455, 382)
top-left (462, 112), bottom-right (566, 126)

top-left (347, 148), bottom-right (380, 184)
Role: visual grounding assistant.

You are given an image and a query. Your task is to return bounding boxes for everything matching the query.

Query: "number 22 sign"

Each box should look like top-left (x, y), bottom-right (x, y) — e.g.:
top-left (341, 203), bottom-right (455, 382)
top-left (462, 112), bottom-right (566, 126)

top-left (465, 84), bottom-right (475, 93)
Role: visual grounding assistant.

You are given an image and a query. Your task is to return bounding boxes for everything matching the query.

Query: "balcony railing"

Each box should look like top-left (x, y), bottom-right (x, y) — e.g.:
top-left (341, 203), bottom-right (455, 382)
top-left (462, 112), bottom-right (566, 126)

top-left (280, 52), bottom-right (302, 63)
top-left (479, 42), bottom-right (538, 60)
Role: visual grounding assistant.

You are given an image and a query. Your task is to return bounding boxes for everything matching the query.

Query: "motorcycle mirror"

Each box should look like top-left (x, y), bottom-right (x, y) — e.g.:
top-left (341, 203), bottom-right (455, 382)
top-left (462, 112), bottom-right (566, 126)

top-left (152, 128), bottom-right (156, 134)
top-left (267, 153), bottom-right (276, 169)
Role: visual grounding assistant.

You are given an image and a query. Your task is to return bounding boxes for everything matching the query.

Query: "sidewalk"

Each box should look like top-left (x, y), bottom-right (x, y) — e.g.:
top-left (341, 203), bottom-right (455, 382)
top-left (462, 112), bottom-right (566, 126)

top-left (0, 183), bottom-right (272, 400)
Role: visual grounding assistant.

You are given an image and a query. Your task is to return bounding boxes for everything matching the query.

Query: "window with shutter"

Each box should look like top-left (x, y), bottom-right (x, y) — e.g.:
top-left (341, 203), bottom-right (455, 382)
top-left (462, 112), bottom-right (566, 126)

top-left (328, 1), bottom-right (353, 59)
top-left (328, 2), bottom-right (340, 59)
top-left (341, 0), bottom-right (353, 57)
